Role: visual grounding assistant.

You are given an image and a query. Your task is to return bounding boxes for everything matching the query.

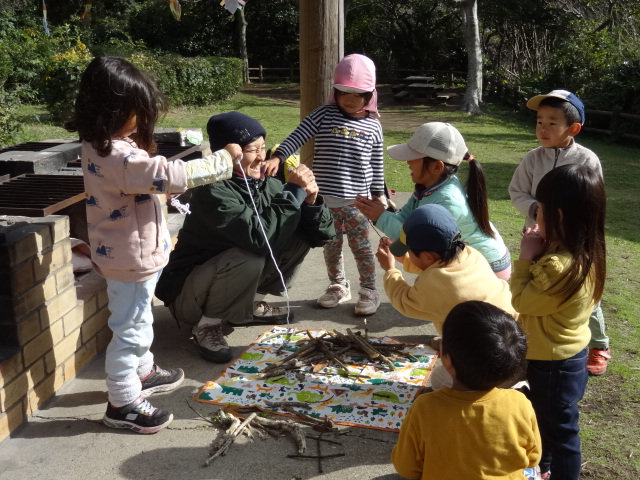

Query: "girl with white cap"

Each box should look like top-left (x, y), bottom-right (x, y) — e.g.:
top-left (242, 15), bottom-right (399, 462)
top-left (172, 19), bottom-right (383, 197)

top-left (356, 121), bottom-right (511, 279)
top-left (268, 54), bottom-right (385, 315)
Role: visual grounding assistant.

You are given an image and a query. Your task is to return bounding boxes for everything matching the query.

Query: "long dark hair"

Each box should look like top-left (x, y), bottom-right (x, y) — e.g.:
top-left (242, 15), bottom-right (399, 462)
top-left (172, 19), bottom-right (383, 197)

top-left (421, 153), bottom-right (494, 237)
top-left (535, 164), bottom-right (606, 303)
top-left (65, 56), bottom-right (166, 156)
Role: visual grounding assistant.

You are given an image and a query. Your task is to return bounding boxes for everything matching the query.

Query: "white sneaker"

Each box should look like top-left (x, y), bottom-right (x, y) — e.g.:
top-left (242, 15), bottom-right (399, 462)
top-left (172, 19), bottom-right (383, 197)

top-left (354, 287), bottom-right (380, 316)
top-left (317, 281), bottom-right (351, 308)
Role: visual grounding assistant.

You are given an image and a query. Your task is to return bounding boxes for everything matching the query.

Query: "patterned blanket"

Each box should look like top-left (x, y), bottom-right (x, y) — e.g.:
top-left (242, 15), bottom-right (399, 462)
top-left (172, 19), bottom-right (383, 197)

top-left (195, 326), bottom-right (437, 431)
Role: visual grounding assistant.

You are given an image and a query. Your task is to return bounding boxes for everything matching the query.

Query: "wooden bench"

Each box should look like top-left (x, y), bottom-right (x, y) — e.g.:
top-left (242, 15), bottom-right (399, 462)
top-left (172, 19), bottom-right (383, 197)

top-left (391, 83), bottom-right (406, 93)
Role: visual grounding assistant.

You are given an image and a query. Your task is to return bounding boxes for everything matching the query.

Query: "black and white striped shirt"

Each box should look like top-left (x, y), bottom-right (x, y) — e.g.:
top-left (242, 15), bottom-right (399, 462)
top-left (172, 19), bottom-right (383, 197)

top-left (275, 104), bottom-right (385, 199)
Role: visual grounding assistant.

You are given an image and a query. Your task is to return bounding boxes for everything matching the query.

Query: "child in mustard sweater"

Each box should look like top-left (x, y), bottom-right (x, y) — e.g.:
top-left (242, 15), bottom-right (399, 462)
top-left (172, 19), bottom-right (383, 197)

top-left (392, 300), bottom-right (541, 479)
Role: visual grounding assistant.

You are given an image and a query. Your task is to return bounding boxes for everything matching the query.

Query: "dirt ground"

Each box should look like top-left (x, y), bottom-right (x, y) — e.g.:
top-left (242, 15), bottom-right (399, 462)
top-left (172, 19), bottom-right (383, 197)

top-left (239, 83), bottom-right (465, 131)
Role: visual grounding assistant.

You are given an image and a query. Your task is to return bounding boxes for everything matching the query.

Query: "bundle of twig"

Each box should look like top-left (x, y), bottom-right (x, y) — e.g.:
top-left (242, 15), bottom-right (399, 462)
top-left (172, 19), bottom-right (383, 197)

top-left (205, 411), bottom-right (307, 466)
top-left (257, 329), bottom-right (413, 380)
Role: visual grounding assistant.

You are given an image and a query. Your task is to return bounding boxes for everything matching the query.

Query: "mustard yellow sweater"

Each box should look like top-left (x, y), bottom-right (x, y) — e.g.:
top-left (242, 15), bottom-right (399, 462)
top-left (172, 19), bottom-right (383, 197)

top-left (383, 246), bottom-right (516, 335)
top-left (510, 252), bottom-right (594, 361)
top-left (391, 387), bottom-right (541, 479)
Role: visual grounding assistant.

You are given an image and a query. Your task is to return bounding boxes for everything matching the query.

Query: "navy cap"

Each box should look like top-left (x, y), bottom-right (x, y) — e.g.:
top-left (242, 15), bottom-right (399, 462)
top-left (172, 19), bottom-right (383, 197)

top-left (206, 111), bottom-right (267, 152)
top-left (526, 89), bottom-right (586, 125)
top-left (389, 204), bottom-right (461, 256)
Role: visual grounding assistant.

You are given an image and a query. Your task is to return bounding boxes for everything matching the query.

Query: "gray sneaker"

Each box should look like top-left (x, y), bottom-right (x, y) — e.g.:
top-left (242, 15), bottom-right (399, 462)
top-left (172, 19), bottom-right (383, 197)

top-left (317, 281), bottom-right (351, 308)
top-left (354, 287), bottom-right (380, 316)
top-left (251, 301), bottom-right (294, 324)
top-left (191, 322), bottom-right (233, 363)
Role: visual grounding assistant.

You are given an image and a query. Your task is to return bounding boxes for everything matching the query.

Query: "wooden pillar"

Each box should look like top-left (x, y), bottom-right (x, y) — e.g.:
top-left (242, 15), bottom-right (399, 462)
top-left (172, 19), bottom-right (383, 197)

top-left (298, 0), bottom-right (342, 167)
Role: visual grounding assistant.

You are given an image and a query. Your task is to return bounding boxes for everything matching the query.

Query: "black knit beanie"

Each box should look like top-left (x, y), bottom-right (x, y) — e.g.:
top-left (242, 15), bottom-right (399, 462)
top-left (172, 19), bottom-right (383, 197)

top-left (206, 111), bottom-right (267, 152)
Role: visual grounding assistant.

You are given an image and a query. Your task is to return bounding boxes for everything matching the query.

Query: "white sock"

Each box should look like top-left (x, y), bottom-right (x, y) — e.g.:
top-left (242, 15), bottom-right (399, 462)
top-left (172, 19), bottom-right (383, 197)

top-left (136, 351), bottom-right (155, 379)
top-left (107, 372), bottom-right (142, 407)
top-left (196, 315), bottom-right (222, 327)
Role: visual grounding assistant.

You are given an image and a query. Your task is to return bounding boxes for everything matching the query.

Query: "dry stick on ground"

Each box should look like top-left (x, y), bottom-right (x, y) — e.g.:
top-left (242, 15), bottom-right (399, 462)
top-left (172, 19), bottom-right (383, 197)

top-left (258, 329), bottom-right (405, 381)
top-left (208, 410), bottom-right (308, 462)
top-left (205, 412), bottom-right (257, 466)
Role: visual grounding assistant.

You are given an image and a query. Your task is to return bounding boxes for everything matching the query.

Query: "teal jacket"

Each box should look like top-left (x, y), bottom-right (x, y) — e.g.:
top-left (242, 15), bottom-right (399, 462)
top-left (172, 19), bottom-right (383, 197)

top-left (376, 176), bottom-right (507, 264)
top-left (155, 174), bottom-right (336, 305)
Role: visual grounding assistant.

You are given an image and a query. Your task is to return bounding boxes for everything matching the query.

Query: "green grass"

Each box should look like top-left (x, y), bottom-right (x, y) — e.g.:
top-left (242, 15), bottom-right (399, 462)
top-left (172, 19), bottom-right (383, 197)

top-left (16, 87), bottom-right (640, 479)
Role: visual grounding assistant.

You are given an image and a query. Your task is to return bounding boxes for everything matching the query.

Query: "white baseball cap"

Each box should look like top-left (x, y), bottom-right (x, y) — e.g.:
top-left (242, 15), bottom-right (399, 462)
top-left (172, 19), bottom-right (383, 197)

top-left (387, 122), bottom-right (468, 166)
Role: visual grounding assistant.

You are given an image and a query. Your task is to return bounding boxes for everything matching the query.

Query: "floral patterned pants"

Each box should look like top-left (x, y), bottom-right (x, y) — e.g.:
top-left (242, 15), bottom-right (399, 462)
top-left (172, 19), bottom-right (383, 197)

top-left (323, 204), bottom-right (376, 290)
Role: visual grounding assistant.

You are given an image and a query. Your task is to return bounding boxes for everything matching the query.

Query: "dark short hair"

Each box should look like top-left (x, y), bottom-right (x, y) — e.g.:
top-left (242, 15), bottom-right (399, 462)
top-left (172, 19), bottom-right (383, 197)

top-left (442, 301), bottom-right (527, 391)
top-left (333, 88), bottom-right (373, 106)
top-left (539, 97), bottom-right (582, 125)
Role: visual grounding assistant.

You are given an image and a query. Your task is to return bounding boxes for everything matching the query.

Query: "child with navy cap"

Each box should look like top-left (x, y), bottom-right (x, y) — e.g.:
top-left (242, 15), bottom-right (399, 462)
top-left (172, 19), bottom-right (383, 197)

top-left (509, 89), bottom-right (610, 376)
top-left (375, 204), bottom-right (516, 389)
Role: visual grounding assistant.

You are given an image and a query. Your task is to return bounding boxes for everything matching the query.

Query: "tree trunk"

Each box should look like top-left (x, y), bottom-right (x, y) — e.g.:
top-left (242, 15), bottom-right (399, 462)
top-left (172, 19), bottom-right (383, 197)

top-left (236, 7), bottom-right (249, 84)
top-left (298, 0), bottom-right (342, 167)
top-left (460, 0), bottom-right (483, 115)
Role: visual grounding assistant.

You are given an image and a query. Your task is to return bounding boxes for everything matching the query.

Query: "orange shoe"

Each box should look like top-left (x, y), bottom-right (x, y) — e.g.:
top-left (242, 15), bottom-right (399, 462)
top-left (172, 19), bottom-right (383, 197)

top-left (587, 348), bottom-right (611, 376)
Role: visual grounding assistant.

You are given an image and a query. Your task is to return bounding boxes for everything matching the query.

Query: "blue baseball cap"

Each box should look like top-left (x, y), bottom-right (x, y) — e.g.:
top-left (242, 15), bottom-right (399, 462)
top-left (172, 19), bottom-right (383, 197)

top-left (526, 89), bottom-right (586, 125)
top-left (389, 204), bottom-right (461, 257)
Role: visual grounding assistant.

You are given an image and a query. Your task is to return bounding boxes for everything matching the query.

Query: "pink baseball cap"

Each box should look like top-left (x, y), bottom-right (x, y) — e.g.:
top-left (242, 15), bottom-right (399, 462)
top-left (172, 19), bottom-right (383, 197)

top-left (329, 54), bottom-right (379, 116)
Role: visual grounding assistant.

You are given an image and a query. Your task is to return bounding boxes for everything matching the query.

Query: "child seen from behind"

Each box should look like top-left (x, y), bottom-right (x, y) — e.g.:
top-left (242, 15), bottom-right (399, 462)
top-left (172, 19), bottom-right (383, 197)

top-left (267, 54), bottom-right (385, 315)
top-left (509, 89), bottom-right (610, 375)
top-left (375, 203), bottom-right (516, 389)
top-left (511, 164), bottom-right (606, 479)
top-left (391, 300), bottom-right (541, 479)
top-left (66, 56), bottom-right (239, 434)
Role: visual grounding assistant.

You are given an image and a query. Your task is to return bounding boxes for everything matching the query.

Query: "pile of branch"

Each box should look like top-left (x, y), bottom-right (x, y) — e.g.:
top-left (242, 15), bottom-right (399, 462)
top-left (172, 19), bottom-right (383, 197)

top-left (257, 328), bottom-right (414, 380)
top-left (205, 411), bottom-right (306, 466)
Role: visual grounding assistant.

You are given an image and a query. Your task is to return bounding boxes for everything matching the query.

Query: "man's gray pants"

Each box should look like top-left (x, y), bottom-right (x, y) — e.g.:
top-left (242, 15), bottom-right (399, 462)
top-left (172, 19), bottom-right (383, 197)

top-left (168, 235), bottom-right (311, 326)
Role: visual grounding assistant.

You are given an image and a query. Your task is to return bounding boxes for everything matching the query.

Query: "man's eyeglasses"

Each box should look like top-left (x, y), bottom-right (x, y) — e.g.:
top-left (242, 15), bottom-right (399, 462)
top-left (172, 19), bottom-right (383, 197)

top-left (243, 145), bottom-right (267, 155)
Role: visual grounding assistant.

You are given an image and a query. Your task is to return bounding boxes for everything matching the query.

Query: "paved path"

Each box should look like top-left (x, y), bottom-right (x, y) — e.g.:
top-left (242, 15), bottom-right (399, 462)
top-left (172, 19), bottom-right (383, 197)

top-left (0, 193), bottom-right (440, 480)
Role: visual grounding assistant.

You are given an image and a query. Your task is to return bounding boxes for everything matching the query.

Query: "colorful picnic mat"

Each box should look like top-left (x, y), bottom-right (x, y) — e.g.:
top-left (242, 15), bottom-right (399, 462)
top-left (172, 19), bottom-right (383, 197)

top-left (195, 326), bottom-right (437, 431)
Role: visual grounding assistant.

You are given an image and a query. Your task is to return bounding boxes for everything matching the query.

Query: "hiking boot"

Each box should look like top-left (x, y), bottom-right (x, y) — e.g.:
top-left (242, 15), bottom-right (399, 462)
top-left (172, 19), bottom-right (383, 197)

top-left (354, 287), bottom-right (380, 316)
top-left (192, 322), bottom-right (233, 363)
top-left (587, 348), bottom-right (611, 376)
top-left (317, 281), bottom-right (351, 308)
top-left (251, 301), bottom-right (293, 324)
top-left (140, 364), bottom-right (184, 397)
top-left (103, 396), bottom-right (172, 434)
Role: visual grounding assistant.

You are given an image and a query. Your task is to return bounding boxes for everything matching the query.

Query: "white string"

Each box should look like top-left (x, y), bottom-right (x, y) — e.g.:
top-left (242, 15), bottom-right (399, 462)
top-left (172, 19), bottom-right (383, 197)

top-left (235, 155), bottom-right (292, 326)
top-left (169, 194), bottom-right (191, 215)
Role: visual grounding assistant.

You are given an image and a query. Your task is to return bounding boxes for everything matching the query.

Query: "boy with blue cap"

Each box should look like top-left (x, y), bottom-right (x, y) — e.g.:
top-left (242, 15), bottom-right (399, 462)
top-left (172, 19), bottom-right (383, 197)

top-left (508, 89), bottom-right (610, 376)
top-left (375, 204), bottom-right (516, 389)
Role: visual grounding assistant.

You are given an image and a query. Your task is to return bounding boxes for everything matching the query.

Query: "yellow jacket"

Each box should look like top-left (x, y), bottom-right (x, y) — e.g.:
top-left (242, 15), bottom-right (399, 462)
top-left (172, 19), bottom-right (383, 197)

top-left (383, 246), bottom-right (516, 335)
top-left (510, 252), bottom-right (594, 361)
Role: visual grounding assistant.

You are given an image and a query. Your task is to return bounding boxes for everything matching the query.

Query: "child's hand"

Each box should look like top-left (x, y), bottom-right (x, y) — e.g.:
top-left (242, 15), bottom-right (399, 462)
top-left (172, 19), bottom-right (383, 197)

top-left (519, 224), bottom-right (546, 261)
top-left (288, 164), bottom-right (318, 204)
top-left (262, 157), bottom-right (280, 177)
top-left (375, 237), bottom-right (396, 271)
top-left (224, 143), bottom-right (243, 162)
top-left (355, 195), bottom-right (386, 222)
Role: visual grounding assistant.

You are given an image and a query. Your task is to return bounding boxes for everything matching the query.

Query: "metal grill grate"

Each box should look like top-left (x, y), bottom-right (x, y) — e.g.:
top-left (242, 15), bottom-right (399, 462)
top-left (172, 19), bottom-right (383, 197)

top-left (0, 142), bottom-right (66, 154)
top-left (0, 174), bottom-right (86, 216)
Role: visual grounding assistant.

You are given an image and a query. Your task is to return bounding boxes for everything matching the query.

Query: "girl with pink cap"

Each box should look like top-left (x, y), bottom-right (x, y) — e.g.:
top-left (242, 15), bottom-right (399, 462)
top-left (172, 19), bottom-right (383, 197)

top-left (268, 54), bottom-right (384, 316)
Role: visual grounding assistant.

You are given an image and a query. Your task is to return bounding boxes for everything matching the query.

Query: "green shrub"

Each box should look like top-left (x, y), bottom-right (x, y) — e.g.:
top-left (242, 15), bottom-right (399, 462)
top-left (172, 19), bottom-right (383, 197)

top-left (0, 87), bottom-right (22, 148)
top-left (40, 48), bottom-right (242, 124)
top-left (41, 39), bottom-right (92, 124)
top-left (129, 54), bottom-right (243, 106)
